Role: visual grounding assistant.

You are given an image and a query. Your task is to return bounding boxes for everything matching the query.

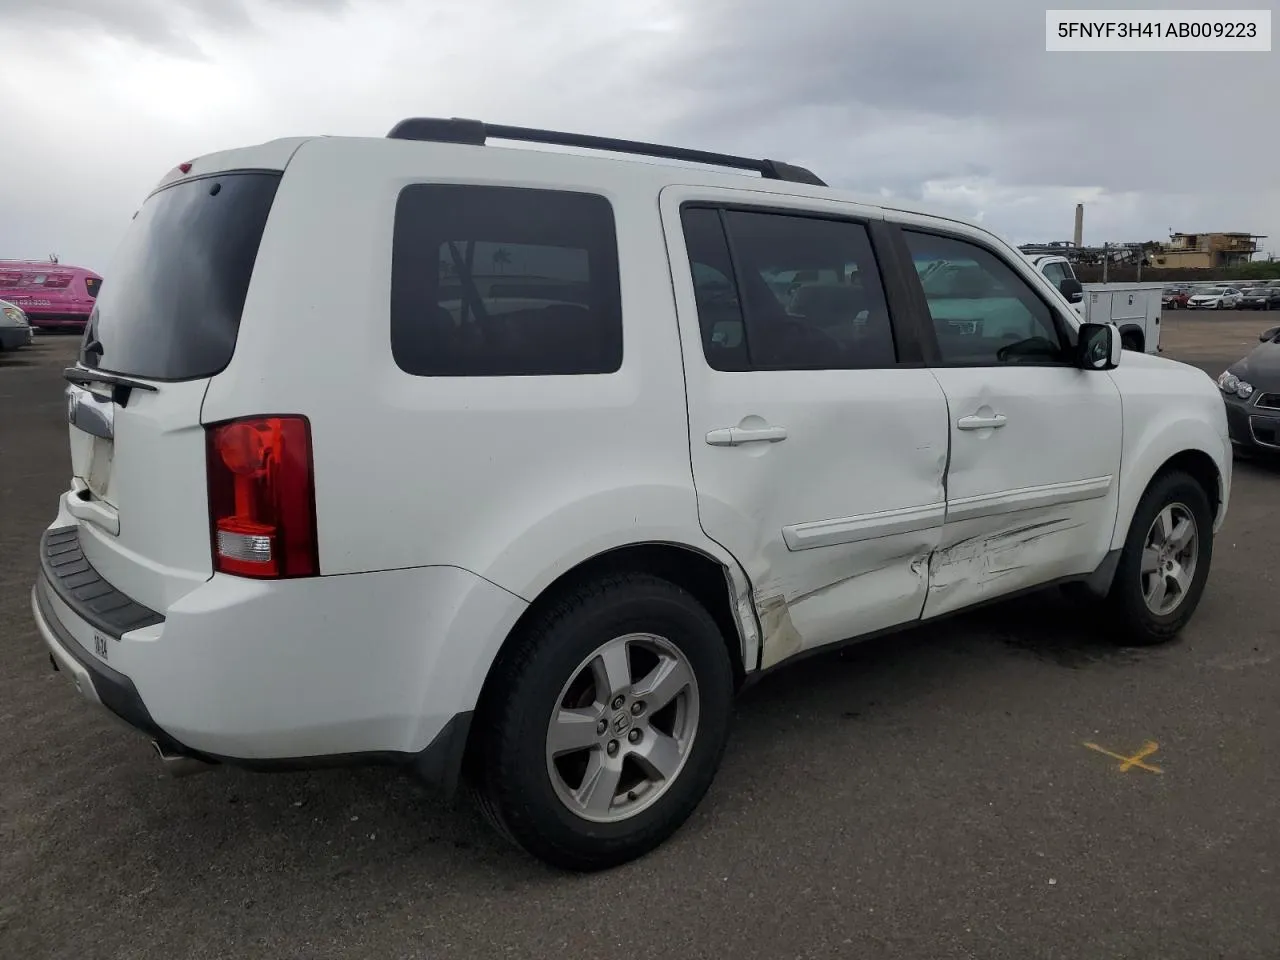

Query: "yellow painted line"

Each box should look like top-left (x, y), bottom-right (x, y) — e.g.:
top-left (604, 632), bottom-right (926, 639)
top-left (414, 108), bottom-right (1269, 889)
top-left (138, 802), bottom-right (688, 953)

top-left (1083, 740), bottom-right (1163, 774)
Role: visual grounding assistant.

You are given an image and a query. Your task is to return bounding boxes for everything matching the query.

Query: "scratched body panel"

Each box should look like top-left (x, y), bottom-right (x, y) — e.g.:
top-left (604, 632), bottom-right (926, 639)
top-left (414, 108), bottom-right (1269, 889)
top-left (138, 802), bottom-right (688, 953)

top-left (680, 366), bottom-right (950, 670)
top-left (754, 530), bottom-right (938, 669)
top-left (928, 511), bottom-right (1092, 608)
top-left (922, 364), bottom-right (1123, 620)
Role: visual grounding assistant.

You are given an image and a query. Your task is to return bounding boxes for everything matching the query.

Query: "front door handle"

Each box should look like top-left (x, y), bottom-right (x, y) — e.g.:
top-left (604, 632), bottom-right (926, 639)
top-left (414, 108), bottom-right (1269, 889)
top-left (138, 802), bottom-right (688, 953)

top-left (706, 425), bottom-right (789, 446)
top-left (957, 414), bottom-right (1008, 431)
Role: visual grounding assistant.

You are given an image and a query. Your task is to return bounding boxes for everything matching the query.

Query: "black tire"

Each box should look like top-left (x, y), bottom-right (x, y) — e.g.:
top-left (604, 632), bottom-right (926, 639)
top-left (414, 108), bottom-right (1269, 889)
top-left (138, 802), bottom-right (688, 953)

top-left (470, 573), bottom-right (734, 871)
top-left (1121, 332), bottom-right (1143, 353)
top-left (1106, 470), bottom-right (1214, 645)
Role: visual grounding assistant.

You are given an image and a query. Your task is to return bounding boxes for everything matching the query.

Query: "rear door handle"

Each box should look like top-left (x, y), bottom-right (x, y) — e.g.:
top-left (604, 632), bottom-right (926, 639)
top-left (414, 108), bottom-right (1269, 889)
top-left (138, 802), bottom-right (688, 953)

top-left (706, 425), bottom-right (789, 446)
top-left (957, 414), bottom-right (1008, 431)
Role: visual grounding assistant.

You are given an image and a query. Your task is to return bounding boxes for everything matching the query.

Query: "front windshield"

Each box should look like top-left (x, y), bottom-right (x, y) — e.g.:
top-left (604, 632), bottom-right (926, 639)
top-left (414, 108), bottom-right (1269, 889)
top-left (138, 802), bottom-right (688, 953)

top-left (1200, 288), bottom-right (1228, 296)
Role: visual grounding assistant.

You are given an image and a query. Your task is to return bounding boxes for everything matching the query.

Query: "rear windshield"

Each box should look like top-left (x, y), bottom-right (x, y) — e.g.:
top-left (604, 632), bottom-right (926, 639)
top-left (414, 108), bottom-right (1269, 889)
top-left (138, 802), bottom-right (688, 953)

top-left (81, 171), bottom-right (281, 380)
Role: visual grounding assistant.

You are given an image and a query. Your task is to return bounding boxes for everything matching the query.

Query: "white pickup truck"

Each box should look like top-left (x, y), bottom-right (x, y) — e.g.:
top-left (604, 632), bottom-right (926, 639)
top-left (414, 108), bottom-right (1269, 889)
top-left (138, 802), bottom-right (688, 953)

top-left (1025, 254), bottom-right (1161, 354)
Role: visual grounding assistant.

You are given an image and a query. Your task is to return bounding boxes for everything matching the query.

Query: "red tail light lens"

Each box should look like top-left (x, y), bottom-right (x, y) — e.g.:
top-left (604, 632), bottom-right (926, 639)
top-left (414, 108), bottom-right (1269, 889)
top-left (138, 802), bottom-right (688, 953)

top-left (206, 416), bottom-right (319, 578)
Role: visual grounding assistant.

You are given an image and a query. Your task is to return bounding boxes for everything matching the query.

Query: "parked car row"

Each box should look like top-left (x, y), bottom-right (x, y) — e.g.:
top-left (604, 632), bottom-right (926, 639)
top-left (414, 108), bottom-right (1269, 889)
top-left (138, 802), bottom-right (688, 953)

top-left (1163, 284), bottom-right (1280, 311)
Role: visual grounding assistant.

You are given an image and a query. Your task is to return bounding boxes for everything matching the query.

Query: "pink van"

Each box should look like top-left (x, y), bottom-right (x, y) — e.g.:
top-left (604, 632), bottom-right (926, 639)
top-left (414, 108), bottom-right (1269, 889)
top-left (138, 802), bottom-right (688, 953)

top-left (0, 259), bottom-right (102, 330)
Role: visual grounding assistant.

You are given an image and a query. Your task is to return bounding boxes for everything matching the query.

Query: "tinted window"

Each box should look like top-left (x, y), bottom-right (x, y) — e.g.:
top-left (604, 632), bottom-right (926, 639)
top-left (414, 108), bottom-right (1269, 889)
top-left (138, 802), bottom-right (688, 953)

top-left (904, 231), bottom-right (1066, 365)
top-left (391, 185), bottom-right (622, 377)
top-left (84, 277), bottom-right (101, 299)
top-left (681, 207), bottom-right (748, 372)
top-left (82, 172), bottom-right (281, 380)
top-left (720, 210), bottom-right (896, 370)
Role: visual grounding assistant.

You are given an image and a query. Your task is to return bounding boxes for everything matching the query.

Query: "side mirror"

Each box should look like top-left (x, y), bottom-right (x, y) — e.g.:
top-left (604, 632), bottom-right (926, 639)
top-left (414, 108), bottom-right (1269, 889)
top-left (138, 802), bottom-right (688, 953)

top-left (1076, 322), bottom-right (1120, 371)
top-left (1059, 277), bottom-right (1084, 303)
top-left (1261, 326), bottom-right (1280, 342)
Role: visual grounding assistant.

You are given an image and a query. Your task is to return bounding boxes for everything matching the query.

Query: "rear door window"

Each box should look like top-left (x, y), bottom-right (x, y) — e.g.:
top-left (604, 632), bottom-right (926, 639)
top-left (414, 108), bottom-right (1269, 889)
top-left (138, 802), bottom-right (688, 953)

top-left (81, 171), bottom-right (282, 380)
top-left (682, 207), bottom-right (749, 371)
top-left (681, 206), bottom-right (898, 371)
top-left (391, 184), bottom-right (623, 377)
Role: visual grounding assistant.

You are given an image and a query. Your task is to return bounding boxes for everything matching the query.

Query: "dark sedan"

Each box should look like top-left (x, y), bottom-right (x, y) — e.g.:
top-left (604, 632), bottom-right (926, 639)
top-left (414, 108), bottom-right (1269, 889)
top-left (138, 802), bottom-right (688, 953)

top-left (1219, 323), bottom-right (1280, 456)
top-left (1238, 286), bottom-right (1280, 310)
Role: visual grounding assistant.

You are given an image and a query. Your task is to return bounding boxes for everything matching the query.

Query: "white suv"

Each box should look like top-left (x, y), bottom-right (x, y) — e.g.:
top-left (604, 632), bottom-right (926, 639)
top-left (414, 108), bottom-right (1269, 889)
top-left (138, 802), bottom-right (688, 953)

top-left (33, 118), bottom-right (1231, 871)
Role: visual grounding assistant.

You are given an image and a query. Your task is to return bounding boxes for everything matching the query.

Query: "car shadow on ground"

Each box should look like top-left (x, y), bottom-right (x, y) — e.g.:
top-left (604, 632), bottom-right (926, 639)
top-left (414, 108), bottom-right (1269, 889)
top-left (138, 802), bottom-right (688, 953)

top-left (52, 586), bottom-right (1141, 889)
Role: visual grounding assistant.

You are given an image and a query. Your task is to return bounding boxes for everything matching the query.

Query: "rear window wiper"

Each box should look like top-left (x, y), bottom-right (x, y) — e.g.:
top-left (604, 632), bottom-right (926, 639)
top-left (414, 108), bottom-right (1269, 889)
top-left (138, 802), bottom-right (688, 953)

top-left (63, 366), bottom-right (158, 407)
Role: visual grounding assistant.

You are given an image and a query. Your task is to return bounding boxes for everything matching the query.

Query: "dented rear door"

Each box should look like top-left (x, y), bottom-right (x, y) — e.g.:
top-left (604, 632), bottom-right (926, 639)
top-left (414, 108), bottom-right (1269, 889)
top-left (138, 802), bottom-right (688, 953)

top-left (662, 187), bottom-right (951, 670)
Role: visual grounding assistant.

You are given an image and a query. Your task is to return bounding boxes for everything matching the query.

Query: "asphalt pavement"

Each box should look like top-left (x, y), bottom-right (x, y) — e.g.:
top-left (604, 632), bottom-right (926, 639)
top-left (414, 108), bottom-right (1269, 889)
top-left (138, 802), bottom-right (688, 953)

top-left (2, 315), bottom-right (1278, 960)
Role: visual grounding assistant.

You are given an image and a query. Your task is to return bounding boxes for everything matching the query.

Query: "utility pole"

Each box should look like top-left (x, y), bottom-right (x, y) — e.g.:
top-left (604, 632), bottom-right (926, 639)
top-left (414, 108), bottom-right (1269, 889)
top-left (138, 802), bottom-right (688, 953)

top-left (1102, 243), bottom-right (1109, 283)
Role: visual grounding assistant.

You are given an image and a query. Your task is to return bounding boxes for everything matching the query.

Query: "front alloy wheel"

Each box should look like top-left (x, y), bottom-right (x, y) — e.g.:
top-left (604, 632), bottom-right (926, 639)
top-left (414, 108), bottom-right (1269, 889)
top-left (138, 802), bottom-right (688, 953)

top-left (1107, 470), bottom-right (1213, 645)
top-left (1140, 503), bottom-right (1199, 616)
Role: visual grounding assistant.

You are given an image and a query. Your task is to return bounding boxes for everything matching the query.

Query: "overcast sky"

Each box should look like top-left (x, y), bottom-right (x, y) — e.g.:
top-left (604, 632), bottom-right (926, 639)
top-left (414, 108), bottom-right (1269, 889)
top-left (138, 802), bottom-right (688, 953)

top-left (1, 0), bottom-right (1277, 271)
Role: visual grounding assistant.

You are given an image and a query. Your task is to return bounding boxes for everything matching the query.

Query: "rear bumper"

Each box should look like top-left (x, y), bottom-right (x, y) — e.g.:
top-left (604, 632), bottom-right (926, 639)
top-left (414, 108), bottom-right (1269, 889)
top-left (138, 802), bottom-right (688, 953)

top-left (32, 523), bottom-right (527, 792)
top-left (32, 578), bottom-right (192, 754)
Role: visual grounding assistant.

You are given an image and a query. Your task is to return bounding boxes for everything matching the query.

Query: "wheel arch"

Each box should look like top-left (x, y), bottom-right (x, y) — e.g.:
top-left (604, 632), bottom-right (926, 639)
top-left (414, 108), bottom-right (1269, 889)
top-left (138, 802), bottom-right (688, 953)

top-left (487, 540), bottom-right (755, 687)
top-left (1114, 439), bottom-right (1226, 554)
top-left (461, 540), bottom-right (760, 781)
top-left (1118, 323), bottom-right (1146, 352)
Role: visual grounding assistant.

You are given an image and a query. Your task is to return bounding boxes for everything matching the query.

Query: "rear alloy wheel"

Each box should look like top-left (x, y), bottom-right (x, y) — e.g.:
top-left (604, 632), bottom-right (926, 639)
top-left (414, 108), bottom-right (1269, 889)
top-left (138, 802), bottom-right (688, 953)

top-left (1107, 470), bottom-right (1213, 645)
top-left (472, 573), bottom-right (734, 871)
top-left (545, 633), bottom-right (700, 824)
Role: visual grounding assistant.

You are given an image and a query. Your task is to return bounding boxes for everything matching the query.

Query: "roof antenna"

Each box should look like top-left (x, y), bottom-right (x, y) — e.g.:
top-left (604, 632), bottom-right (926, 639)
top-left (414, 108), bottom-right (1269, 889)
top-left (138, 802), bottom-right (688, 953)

top-left (49, 253), bottom-right (59, 264)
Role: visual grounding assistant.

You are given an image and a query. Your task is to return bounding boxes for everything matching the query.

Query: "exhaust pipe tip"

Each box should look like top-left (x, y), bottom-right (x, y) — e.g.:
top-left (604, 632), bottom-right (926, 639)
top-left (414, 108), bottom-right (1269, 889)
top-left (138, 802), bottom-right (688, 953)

top-left (152, 740), bottom-right (216, 778)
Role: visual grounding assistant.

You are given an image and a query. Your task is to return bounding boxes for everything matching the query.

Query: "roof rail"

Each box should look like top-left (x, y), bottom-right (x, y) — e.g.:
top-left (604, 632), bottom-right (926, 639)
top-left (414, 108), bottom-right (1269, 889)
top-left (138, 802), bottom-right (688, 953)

top-left (385, 117), bottom-right (827, 187)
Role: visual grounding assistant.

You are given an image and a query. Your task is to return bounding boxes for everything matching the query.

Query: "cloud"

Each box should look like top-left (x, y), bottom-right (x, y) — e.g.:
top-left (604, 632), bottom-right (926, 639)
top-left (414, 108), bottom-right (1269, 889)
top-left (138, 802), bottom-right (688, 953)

top-left (0, 0), bottom-right (1276, 270)
top-left (0, 0), bottom-right (352, 53)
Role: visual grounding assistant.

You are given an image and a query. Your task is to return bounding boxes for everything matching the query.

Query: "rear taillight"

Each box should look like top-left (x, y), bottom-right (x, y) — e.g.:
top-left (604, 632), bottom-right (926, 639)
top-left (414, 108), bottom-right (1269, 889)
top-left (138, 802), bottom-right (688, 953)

top-left (206, 416), bottom-right (319, 579)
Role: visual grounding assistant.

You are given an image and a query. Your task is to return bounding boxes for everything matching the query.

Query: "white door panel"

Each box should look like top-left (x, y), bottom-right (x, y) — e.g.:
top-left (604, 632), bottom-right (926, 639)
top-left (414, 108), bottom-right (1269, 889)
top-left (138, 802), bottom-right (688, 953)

top-left (691, 371), bottom-right (949, 666)
top-left (662, 188), bottom-right (951, 668)
top-left (925, 365), bottom-right (1123, 617)
top-left (900, 221), bottom-right (1125, 618)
